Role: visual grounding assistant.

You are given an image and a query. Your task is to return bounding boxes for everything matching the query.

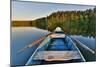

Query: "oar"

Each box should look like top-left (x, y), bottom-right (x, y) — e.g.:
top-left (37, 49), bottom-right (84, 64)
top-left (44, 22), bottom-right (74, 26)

top-left (72, 37), bottom-right (95, 54)
top-left (18, 33), bottom-right (52, 53)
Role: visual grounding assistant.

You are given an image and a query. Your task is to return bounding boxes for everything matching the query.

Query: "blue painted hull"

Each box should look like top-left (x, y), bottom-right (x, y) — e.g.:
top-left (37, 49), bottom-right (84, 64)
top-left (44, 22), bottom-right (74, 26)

top-left (25, 36), bottom-right (84, 65)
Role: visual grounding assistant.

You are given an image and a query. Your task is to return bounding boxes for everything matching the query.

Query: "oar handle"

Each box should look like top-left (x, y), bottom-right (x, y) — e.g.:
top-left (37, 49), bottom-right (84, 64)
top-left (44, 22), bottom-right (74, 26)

top-left (17, 33), bottom-right (51, 53)
top-left (17, 46), bottom-right (28, 53)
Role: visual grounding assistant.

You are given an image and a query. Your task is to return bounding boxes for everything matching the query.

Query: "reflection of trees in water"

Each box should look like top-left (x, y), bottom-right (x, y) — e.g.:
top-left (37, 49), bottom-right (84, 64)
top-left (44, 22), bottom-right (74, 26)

top-left (47, 7), bottom-right (96, 37)
top-left (12, 7), bottom-right (96, 37)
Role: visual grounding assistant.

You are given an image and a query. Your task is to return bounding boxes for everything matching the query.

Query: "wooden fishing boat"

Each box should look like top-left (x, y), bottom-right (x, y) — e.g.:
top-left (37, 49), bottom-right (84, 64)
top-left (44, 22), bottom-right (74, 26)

top-left (25, 27), bottom-right (85, 65)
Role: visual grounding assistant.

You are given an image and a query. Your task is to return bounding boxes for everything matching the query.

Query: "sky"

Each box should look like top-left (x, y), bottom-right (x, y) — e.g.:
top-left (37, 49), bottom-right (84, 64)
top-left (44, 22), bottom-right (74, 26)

top-left (12, 1), bottom-right (95, 20)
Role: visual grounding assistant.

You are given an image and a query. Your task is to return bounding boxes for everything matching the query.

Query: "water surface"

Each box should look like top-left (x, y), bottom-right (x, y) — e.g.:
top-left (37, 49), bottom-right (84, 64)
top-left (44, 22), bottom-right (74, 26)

top-left (11, 27), bottom-right (96, 66)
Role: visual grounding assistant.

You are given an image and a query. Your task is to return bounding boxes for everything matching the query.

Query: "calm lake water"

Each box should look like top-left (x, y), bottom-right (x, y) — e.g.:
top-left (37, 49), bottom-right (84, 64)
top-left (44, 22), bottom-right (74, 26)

top-left (11, 27), bottom-right (96, 66)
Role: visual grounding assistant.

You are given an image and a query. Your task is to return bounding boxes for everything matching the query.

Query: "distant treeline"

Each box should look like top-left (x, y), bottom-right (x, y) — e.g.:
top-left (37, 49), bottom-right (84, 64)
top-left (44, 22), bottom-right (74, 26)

top-left (12, 7), bottom-right (96, 37)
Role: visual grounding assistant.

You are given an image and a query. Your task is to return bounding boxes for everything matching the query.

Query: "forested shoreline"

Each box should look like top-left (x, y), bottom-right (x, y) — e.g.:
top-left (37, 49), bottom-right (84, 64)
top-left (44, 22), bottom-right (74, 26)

top-left (12, 7), bottom-right (96, 37)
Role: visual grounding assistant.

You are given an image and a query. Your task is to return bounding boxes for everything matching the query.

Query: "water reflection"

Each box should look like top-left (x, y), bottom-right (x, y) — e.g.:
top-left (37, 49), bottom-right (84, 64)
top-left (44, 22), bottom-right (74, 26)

top-left (11, 27), bottom-right (96, 66)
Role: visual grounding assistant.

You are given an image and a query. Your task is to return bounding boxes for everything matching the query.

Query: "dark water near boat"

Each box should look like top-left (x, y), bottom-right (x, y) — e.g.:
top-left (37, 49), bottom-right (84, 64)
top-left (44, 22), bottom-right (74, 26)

top-left (71, 35), bottom-right (96, 61)
top-left (71, 35), bottom-right (96, 51)
top-left (11, 27), bottom-right (96, 66)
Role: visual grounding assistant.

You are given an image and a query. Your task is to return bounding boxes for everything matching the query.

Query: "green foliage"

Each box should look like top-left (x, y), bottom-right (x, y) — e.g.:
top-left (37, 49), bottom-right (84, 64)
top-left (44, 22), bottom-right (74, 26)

top-left (12, 7), bottom-right (96, 37)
